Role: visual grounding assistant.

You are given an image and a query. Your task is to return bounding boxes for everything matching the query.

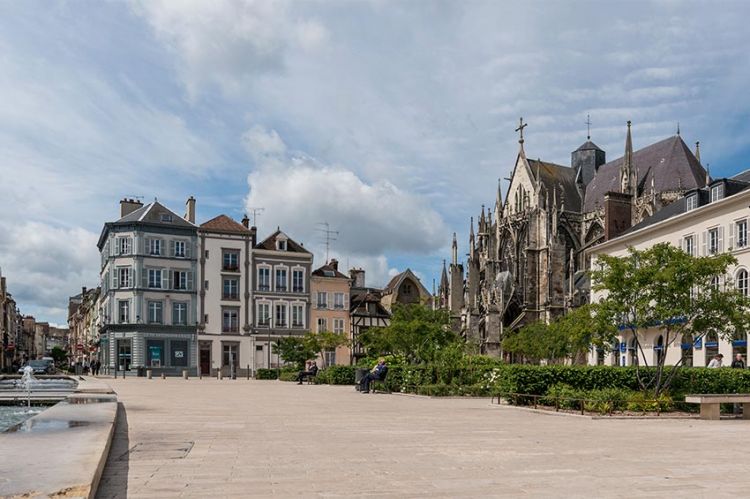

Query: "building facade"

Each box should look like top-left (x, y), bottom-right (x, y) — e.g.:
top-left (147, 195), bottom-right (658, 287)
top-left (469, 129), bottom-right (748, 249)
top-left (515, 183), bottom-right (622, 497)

top-left (349, 269), bottom-right (391, 362)
top-left (311, 259), bottom-right (351, 366)
top-left (197, 214), bottom-right (256, 377)
top-left (68, 286), bottom-right (99, 366)
top-left (97, 198), bottom-right (199, 375)
top-left (251, 229), bottom-right (313, 369)
top-left (588, 170), bottom-right (750, 367)
top-left (380, 269), bottom-right (431, 312)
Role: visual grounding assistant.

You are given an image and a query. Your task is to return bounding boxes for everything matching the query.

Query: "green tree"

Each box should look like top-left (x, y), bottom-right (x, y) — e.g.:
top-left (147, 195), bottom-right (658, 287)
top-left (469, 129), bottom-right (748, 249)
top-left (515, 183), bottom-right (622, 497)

top-left (359, 305), bottom-right (458, 364)
top-left (591, 243), bottom-right (750, 396)
top-left (303, 330), bottom-right (349, 368)
top-left (272, 337), bottom-right (316, 369)
top-left (50, 346), bottom-right (68, 365)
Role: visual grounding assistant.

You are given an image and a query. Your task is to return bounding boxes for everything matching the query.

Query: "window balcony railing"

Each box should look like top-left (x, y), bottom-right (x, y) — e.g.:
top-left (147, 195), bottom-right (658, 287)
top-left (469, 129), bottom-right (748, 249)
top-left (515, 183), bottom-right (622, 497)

top-left (222, 293), bottom-right (239, 300)
top-left (257, 320), bottom-right (270, 327)
top-left (292, 322), bottom-right (304, 328)
top-left (222, 325), bottom-right (239, 333)
top-left (334, 304), bottom-right (344, 310)
top-left (317, 303), bottom-right (328, 309)
top-left (276, 321), bottom-right (287, 327)
top-left (276, 285), bottom-right (287, 292)
top-left (293, 286), bottom-right (304, 293)
top-left (222, 264), bottom-right (239, 272)
top-left (258, 284), bottom-right (270, 291)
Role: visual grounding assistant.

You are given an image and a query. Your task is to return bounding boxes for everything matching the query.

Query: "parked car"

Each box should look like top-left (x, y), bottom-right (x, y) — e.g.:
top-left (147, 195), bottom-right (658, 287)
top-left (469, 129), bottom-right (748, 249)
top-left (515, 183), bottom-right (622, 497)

top-left (18, 359), bottom-right (55, 375)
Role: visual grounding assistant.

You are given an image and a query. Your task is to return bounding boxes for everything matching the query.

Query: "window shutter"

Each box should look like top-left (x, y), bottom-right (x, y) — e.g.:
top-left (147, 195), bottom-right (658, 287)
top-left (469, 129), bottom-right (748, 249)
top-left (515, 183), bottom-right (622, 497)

top-left (112, 270), bottom-right (119, 289)
top-left (161, 239), bottom-right (166, 256)
top-left (162, 269), bottom-right (170, 290)
top-left (138, 235), bottom-right (144, 255)
top-left (185, 242), bottom-right (191, 259)
top-left (142, 268), bottom-right (148, 287)
top-left (701, 231), bottom-right (707, 256)
top-left (718, 226), bottom-right (725, 253)
top-left (187, 271), bottom-right (194, 291)
top-left (344, 293), bottom-right (349, 309)
top-left (328, 292), bottom-right (333, 309)
top-left (114, 238), bottom-right (121, 256)
top-left (145, 237), bottom-right (151, 255)
top-left (729, 223), bottom-right (735, 250)
top-left (169, 240), bottom-right (175, 257)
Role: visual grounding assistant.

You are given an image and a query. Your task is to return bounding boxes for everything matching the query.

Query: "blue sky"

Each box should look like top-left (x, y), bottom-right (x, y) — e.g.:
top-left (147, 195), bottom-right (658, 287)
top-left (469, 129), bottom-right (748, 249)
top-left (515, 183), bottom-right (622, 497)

top-left (2, 0), bottom-right (750, 325)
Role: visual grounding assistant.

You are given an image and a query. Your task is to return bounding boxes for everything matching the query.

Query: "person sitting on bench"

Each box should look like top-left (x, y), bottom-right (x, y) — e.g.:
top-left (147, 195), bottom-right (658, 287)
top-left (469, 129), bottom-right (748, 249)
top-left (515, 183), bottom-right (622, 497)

top-left (360, 358), bottom-right (387, 393)
top-left (297, 361), bottom-right (319, 384)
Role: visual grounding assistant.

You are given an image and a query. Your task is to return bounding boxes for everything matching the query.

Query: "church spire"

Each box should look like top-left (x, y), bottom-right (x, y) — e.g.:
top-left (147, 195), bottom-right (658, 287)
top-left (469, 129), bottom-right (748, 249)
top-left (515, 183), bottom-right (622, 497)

top-left (451, 232), bottom-right (458, 265)
top-left (469, 217), bottom-right (475, 260)
top-left (515, 117), bottom-right (527, 152)
top-left (695, 141), bottom-right (701, 164)
top-left (440, 259), bottom-right (449, 293)
top-left (621, 120), bottom-right (635, 195)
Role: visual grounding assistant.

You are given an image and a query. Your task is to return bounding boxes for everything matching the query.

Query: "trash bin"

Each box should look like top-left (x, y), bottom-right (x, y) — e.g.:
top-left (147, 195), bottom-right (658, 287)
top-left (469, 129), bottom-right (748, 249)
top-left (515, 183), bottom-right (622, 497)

top-left (137, 366), bottom-right (145, 377)
top-left (355, 368), bottom-right (368, 391)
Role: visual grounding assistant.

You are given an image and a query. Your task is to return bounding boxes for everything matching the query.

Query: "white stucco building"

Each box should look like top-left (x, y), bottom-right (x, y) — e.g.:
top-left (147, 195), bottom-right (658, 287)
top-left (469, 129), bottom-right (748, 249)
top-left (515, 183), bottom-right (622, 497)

top-left (588, 171), bottom-right (750, 367)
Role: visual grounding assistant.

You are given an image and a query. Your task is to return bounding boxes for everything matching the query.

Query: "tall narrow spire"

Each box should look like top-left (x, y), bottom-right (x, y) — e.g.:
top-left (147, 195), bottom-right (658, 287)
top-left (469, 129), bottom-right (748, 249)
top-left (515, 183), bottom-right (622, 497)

top-left (440, 259), bottom-right (449, 293)
top-left (695, 141), bottom-right (701, 164)
top-left (469, 217), bottom-right (475, 259)
top-left (451, 232), bottom-right (458, 265)
top-left (621, 120), bottom-right (634, 195)
top-left (496, 178), bottom-right (503, 206)
top-left (469, 216), bottom-right (475, 240)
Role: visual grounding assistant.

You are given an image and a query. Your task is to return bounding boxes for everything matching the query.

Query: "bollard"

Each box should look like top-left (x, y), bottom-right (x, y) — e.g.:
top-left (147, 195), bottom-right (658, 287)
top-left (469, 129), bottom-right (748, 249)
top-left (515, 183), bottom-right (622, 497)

top-left (218, 370), bottom-right (223, 380)
top-left (183, 369), bottom-right (188, 380)
top-left (147, 369), bottom-right (152, 380)
top-left (247, 364), bottom-right (250, 380)
top-left (122, 369), bottom-right (126, 380)
top-left (161, 372), bottom-right (166, 380)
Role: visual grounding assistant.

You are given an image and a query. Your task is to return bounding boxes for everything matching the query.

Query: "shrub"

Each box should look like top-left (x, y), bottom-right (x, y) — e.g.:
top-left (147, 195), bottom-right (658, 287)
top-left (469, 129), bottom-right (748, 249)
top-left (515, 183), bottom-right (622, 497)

top-left (256, 368), bottom-right (278, 380)
top-left (626, 392), bottom-right (674, 413)
top-left (315, 365), bottom-right (356, 385)
top-left (279, 371), bottom-right (299, 382)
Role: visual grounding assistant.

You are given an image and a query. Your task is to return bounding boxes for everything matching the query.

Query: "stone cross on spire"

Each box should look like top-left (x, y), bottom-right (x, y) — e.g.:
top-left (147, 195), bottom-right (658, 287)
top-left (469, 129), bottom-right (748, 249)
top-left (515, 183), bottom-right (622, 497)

top-left (515, 117), bottom-right (527, 145)
top-left (585, 114), bottom-right (592, 140)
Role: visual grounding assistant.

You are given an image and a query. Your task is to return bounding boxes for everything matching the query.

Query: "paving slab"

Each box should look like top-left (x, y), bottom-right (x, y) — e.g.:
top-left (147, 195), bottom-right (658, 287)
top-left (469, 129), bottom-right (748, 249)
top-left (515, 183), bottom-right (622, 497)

top-left (96, 378), bottom-right (750, 498)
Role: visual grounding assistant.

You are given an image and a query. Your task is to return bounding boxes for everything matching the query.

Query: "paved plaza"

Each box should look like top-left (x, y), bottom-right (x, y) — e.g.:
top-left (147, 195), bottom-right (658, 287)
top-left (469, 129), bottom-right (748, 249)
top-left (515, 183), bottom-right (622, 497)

top-left (97, 378), bottom-right (750, 498)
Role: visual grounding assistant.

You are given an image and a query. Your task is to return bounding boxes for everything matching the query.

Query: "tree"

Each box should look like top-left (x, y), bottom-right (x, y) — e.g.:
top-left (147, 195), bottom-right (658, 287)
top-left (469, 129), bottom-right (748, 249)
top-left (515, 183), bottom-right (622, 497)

top-left (502, 305), bottom-right (615, 364)
top-left (591, 243), bottom-right (750, 396)
top-left (359, 305), bottom-right (458, 364)
top-left (304, 330), bottom-right (349, 368)
top-left (272, 337), bottom-right (316, 369)
top-left (50, 346), bottom-right (68, 365)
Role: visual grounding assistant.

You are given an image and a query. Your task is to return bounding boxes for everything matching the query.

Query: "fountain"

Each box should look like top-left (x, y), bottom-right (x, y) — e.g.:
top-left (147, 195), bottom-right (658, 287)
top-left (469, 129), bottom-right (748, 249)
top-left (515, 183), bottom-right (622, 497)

top-left (21, 365), bottom-right (34, 408)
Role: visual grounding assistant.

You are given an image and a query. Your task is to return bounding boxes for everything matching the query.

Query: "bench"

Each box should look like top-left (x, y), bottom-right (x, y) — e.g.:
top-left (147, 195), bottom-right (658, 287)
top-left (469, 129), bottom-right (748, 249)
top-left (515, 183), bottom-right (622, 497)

top-left (684, 394), bottom-right (750, 420)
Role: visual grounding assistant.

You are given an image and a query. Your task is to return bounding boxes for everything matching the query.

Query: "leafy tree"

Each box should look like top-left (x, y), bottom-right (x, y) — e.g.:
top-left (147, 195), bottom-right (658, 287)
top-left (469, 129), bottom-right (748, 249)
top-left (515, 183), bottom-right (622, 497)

top-left (502, 305), bottom-right (615, 364)
top-left (50, 346), bottom-right (68, 365)
top-left (359, 305), bottom-right (458, 364)
top-left (591, 243), bottom-right (750, 396)
top-left (303, 330), bottom-right (349, 368)
top-left (272, 337), bottom-right (316, 370)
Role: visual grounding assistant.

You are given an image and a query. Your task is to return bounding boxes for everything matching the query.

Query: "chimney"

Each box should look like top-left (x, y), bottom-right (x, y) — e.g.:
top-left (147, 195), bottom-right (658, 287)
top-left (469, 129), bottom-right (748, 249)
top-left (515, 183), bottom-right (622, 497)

top-left (82, 286), bottom-right (87, 296)
top-left (330, 259), bottom-right (339, 271)
top-left (120, 198), bottom-right (143, 218)
top-left (603, 191), bottom-right (633, 241)
top-left (241, 214), bottom-right (250, 228)
top-left (250, 226), bottom-right (257, 247)
top-left (185, 196), bottom-right (196, 224)
top-left (349, 268), bottom-right (365, 288)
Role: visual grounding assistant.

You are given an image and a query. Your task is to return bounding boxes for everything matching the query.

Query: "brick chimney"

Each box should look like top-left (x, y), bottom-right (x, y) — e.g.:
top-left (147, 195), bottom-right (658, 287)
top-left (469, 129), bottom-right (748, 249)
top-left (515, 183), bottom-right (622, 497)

top-left (120, 198), bottom-right (143, 218)
top-left (330, 259), bottom-right (339, 271)
top-left (250, 226), bottom-right (257, 247)
top-left (349, 268), bottom-right (365, 288)
top-left (185, 196), bottom-right (196, 224)
top-left (241, 214), bottom-right (250, 228)
top-left (604, 192), bottom-right (633, 240)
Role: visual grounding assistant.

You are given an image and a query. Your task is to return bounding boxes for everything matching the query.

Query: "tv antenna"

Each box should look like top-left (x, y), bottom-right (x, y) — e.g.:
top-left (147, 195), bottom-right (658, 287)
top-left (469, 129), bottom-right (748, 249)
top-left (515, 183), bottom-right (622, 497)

top-left (316, 222), bottom-right (339, 263)
top-left (247, 207), bottom-right (265, 227)
top-left (124, 195), bottom-right (144, 201)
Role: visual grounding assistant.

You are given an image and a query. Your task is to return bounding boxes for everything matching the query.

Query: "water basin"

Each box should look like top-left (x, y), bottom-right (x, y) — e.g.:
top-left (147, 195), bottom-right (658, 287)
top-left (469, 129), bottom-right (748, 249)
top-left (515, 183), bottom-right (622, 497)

top-left (0, 406), bottom-right (45, 432)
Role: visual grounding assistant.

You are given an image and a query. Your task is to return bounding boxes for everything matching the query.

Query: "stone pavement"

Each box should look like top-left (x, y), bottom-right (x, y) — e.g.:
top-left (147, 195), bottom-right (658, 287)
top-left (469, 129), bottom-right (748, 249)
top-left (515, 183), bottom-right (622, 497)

top-left (97, 378), bottom-right (750, 498)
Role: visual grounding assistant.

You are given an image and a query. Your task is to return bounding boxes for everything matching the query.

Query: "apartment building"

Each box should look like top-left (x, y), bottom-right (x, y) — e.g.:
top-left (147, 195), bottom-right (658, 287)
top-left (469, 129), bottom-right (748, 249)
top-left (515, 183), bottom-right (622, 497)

top-left (310, 259), bottom-right (351, 366)
top-left (68, 286), bottom-right (100, 365)
top-left (252, 229), bottom-right (313, 369)
top-left (197, 214), bottom-right (256, 377)
top-left (97, 198), bottom-right (198, 375)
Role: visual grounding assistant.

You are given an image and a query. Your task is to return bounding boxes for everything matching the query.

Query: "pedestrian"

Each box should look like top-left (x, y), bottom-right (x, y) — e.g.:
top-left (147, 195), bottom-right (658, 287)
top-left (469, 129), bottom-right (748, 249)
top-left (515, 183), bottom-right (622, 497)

top-left (731, 354), bottom-right (745, 369)
top-left (707, 353), bottom-right (723, 368)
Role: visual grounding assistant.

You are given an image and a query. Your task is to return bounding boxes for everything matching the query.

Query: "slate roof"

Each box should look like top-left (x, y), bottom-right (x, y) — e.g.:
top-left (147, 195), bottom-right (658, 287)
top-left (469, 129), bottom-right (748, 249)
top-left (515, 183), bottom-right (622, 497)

top-left (115, 201), bottom-right (195, 228)
top-left (350, 288), bottom-right (391, 318)
top-left (575, 140), bottom-right (604, 152)
top-left (200, 214), bottom-right (251, 234)
top-left (312, 263), bottom-right (349, 279)
top-left (255, 229), bottom-right (312, 254)
top-left (383, 269), bottom-right (431, 297)
top-left (583, 135), bottom-right (706, 212)
top-left (526, 159), bottom-right (582, 212)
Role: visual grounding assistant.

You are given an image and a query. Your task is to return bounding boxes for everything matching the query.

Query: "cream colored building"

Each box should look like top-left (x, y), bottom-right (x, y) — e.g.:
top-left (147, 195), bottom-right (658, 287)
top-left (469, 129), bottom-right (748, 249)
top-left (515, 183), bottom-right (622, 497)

top-left (310, 259), bottom-right (351, 366)
top-left (197, 214), bottom-right (256, 377)
top-left (588, 171), bottom-right (750, 367)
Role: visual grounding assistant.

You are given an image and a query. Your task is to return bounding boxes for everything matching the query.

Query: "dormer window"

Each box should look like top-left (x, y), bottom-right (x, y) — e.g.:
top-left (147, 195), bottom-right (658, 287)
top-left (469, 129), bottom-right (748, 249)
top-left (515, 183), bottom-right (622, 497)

top-left (277, 239), bottom-right (287, 251)
top-left (710, 184), bottom-right (724, 203)
top-left (686, 194), bottom-right (698, 211)
top-left (161, 213), bottom-right (173, 222)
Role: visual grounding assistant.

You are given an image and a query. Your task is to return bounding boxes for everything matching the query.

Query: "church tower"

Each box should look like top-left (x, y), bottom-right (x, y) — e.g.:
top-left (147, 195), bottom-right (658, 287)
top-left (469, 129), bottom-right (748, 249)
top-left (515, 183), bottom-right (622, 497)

top-left (620, 121), bottom-right (636, 196)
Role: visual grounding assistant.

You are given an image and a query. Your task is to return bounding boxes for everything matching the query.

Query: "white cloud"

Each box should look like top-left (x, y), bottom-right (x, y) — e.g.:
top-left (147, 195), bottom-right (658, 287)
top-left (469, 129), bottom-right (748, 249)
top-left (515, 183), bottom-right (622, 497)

top-left (0, 221), bottom-right (100, 320)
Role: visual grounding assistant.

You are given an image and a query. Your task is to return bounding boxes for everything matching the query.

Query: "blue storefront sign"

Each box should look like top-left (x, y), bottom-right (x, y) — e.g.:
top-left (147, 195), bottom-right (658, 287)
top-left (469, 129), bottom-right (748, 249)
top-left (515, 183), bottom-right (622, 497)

top-left (694, 338), bottom-right (703, 350)
top-left (619, 342), bottom-right (627, 353)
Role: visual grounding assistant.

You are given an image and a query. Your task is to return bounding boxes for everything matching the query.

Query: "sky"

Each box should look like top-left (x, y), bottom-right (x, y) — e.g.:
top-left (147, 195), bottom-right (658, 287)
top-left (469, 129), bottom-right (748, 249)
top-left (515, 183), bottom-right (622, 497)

top-left (2, 0), bottom-right (750, 325)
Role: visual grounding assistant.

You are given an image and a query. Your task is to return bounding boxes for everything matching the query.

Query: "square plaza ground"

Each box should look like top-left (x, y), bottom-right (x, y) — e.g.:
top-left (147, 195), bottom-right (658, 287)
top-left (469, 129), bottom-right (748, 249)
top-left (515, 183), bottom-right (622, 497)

top-left (96, 378), bottom-right (750, 498)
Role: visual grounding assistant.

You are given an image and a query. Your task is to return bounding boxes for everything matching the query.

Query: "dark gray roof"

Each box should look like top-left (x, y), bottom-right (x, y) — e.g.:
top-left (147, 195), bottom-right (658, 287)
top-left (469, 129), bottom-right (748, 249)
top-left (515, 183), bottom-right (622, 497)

top-left (116, 201), bottom-right (195, 228)
top-left (255, 229), bottom-right (312, 255)
top-left (583, 135), bottom-right (706, 212)
top-left (527, 159), bottom-right (581, 212)
top-left (575, 140), bottom-right (604, 152)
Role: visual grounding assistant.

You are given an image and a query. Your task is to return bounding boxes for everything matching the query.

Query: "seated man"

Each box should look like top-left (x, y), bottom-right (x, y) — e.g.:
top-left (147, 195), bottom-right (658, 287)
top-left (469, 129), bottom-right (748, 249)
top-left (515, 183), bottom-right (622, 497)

top-left (360, 358), bottom-right (388, 393)
top-left (297, 361), bottom-right (319, 384)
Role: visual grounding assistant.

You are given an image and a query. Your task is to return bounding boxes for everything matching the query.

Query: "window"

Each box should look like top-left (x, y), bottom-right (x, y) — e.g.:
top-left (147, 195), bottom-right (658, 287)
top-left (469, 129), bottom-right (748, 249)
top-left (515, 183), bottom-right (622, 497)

top-left (117, 237), bottom-right (132, 255)
top-left (118, 300), bottom-right (129, 324)
top-left (292, 304), bottom-right (304, 327)
top-left (117, 267), bottom-right (132, 288)
top-left (275, 303), bottom-right (287, 327)
top-left (738, 270), bottom-right (749, 297)
top-left (257, 303), bottom-right (270, 326)
top-left (333, 318), bottom-right (345, 334)
top-left (173, 270), bottom-right (188, 290)
top-left (711, 184), bottom-right (724, 202)
top-left (148, 301), bottom-right (163, 324)
top-left (708, 228), bottom-right (719, 254)
top-left (737, 220), bottom-right (748, 248)
top-left (275, 268), bottom-right (287, 291)
top-left (222, 308), bottom-right (239, 333)
top-left (686, 194), bottom-right (698, 211)
top-left (146, 339), bottom-right (164, 367)
top-left (684, 236), bottom-right (694, 256)
top-left (317, 292), bottom-right (328, 309)
top-left (148, 239), bottom-right (161, 256)
top-left (174, 240), bottom-right (186, 258)
top-left (160, 213), bottom-right (173, 222)
top-left (171, 339), bottom-right (188, 367)
top-left (258, 267), bottom-right (270, 291)
top-left (277, 239), bottom-right (287, 251)
top-left (711, 275), bottom-right (720, 290)
top-left (317, 317), bottom-right (327, 333)
top-left (292, 269), bottom-right (304, 292)
top-left (334, 293), bottom-right (345, 309)
top-left (173, 303), bottom-right (188, 325)
top-left (223, 278), bottom-right (239, 300)
top-left (324, 349), bottom-right (336, 366)
top-left (222, 343), bottom-right (239, 369)
top-left (148, 269), bottom-right (162, 288)
top-left (223, 251), bottom-right (239, 271)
